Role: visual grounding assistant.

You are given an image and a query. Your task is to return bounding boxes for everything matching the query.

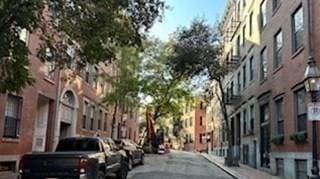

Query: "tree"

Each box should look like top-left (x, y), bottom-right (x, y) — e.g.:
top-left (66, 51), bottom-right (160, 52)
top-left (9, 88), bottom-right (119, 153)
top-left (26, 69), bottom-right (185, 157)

top-left (0, 0), bottom-right (165, 93)
top-left (138, 40), bottom-right (192, 149)
top-left (103, 46), bottom-right (142, 138)
top-left (168, 19), bottom-right (236, 166)
top-left (140, 40), bottom-right (191, 122)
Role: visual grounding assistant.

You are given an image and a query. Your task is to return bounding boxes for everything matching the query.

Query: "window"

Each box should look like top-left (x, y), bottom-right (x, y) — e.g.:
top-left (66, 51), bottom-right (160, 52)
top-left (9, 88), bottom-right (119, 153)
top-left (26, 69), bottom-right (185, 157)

top-left (104, 113), bottom-right (108, 131)
top-left (84, 63), bottom-right (90, 83)
top-left (237, 1), bottom-right (241, 20)
top-left (189, 118), bottom-right (193, 126)
top-left (200, 116), bottom-right (203, 126)
top-left (276, 158), bottom-right (284, 178)
top-left (92, 67), bottom-right (98, 88)
top-left (249, 12), bottom-right (253, 36)
top-left (200, 133), bottom-right (206, 144)
top-left (90, 105), bottom-right (95, 130)
top-left (185, 120), bottom-right (188, 128)
top-left (275, 98), bottom-right (284, 135)
top-left (292, 5), bottom-right (304, 52)
top-left (250, 105), bottom-right (254, 132)
top-left (238, 72), bottom-right (241, 93)
top-left (242, 25), bottom-right (246, 46)
top-left (44, 60), bottom-right (55, 80)
top-left (243, 63), bottom-right (247, 89)
top-left (273, 0), bottom-right (281, 11)
top-left (274, 30), bottom-right (283, 68)
top-left (243, 0), bottom-right (246, 7)
top-left (82, 101), bottom-right (89, 128)
top-left (243, 109), bottom-right (247, 135)
top-left (236, 36), bottom-right (241, 56)
top-left (295, 160), bottom-right (307, 179)
top-left (4, 95), bottom-right (22, 138)
top-left (243, 145), bottom-right (249, 164)
top-left (19, 28), bottom-right (29, 45)
top-left (200, 101), bottom-right (204, 109)
top-left (249, 56), bottom-right (254, 81)
top-left (260, 47), bottom-right (268, 81)
top-left (260, 0), bottom-right (267, 29)
top-left (97, 109), bottom-right (103, 130)
top-left (295, 89), bottom-right (307, 132)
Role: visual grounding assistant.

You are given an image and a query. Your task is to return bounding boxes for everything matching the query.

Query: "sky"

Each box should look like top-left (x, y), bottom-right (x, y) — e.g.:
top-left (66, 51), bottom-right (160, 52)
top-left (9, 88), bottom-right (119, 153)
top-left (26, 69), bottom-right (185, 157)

top-left (149, 0), bottom-right (227, 41)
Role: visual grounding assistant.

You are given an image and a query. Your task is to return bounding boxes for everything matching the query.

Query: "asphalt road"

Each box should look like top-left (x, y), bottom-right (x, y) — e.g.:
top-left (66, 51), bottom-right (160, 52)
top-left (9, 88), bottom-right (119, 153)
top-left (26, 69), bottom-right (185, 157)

top-left (127, 150), bottom-right (234, 179)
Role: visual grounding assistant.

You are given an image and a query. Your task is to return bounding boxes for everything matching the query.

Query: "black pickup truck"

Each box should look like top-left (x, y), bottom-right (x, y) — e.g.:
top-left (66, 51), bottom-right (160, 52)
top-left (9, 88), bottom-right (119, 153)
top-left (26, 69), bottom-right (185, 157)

top-left (19, 137), bottom-right (128, 179)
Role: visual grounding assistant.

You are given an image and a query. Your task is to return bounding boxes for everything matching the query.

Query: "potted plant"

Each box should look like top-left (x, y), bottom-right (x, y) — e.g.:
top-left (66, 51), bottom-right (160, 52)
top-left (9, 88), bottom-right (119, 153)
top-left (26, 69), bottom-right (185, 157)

top-left (289, 131), bottom-right (308, 143)
top-left (271, 135), bottom-right (284, 145)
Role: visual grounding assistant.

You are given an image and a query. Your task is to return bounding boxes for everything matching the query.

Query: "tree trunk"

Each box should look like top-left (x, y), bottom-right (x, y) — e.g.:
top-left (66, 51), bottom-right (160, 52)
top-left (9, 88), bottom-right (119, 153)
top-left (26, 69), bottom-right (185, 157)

top-left (216, 79), bottom-right (238, 166)
top-left (111, 101), bottom-right (118, 139)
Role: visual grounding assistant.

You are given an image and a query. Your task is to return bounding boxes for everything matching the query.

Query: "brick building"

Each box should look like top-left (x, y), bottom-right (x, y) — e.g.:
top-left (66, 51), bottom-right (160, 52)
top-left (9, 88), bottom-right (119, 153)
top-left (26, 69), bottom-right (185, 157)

top-left (182, 98), bottom-right (207, 152)
top-left (210, 0), bottom-right (320, 178)
top-left (0, 30), bottom-right (60, 173)
top-left (0, 22), bottom-right (138, 178)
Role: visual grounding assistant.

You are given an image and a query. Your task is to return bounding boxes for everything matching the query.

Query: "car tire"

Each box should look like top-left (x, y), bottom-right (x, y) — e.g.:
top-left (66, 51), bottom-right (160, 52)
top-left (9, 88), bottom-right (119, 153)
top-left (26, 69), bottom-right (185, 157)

top-left (128, 157), bottom-right (133, 171)
top-left (98, 170), bottom-right (105, 179)
top-left (139, 155), bottom-right (144, 165)
top-left (116, 158), bottom-right (128, 179)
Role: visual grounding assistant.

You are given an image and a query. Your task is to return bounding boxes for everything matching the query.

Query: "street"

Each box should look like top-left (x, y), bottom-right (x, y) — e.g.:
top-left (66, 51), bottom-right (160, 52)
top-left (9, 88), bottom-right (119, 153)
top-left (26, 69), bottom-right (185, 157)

top-left (127, 151), bottom-right (234, 179)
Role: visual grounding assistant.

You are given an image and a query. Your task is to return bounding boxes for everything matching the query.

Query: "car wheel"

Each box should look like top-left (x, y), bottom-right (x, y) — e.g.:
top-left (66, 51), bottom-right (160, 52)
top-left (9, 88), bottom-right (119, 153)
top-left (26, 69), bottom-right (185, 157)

top-left (128, 157), bottom-right (133, 170)
top-left (98, 170), bottom-right (105, 179)
top-left (116, 159), bottom-right (128, 179)
top-left (139, 155), bottom-right (144, 165)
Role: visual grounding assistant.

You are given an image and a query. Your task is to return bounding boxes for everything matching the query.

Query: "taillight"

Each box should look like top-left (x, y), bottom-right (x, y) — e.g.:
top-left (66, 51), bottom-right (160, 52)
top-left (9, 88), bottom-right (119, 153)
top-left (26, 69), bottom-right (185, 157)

top-left (79, 158), bottom-right (88, 173)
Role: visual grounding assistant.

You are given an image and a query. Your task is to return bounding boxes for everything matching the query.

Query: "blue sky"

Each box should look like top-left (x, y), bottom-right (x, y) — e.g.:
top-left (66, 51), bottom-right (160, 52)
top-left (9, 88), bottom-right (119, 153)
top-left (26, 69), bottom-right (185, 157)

top-left (149, 0), bottom-right (227, 41)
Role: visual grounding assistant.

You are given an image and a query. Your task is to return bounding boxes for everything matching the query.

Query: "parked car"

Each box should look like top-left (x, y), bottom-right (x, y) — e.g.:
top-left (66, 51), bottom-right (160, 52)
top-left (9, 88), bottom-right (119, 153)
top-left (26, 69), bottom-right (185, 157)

top-left (114, 139), bottom-right (144, 170)
top-left (19, 137), bottom-right (129, 179)
top-left (158, 144), bottom-right (166, 154)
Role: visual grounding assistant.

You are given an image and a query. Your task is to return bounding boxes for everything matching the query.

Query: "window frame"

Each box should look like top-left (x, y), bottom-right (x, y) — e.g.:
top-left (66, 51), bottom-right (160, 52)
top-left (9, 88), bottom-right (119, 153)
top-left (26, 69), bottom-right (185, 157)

top-left (275, 98), bottom-right (284, 135)
top-left (294, 88), bottom-right (307, 132)
top-left (260, 0), bottom-right (267, 29)
top-left (3, 94), bottom-right (23, 138)
top-left (291, 5), bottom-right (304, 53)
top-left (274, 29), bottom-right (283, 69)
top-left (249, 56), bottom-right (254, 81)
top-left (242, 63), bottom-right (247, 89)
top-left (249, 12), bottom-right (253, 36)
top-left (273, 0), bottom-right (281, 12)
top-left (260, 47), bottom-right (268, 81)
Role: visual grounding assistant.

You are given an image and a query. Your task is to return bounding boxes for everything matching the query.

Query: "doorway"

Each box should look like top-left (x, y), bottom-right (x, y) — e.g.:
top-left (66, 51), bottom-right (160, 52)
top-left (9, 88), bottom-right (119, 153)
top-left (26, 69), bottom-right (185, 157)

top-left (32, 95), bottom-right (51, 152)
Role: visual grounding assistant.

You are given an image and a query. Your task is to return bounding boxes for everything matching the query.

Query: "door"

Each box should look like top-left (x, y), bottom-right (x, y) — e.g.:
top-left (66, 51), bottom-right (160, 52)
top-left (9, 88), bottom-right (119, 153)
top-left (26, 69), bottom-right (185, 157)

top-left (32, 96), bottom-right (50, 152)
top-left (260, 103), bottom-right (270, 168)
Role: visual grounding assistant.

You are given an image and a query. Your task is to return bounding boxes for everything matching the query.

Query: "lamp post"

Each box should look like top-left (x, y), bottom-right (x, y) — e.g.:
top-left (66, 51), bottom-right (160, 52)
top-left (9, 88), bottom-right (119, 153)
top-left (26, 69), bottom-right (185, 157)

top-left (304, 56), bottom-right (320, 179)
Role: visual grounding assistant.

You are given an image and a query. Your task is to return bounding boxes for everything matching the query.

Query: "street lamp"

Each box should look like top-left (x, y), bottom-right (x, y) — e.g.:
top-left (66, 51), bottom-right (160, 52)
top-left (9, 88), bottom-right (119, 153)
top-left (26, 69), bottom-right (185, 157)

top-left (304, 56), bottom-right (320, 179)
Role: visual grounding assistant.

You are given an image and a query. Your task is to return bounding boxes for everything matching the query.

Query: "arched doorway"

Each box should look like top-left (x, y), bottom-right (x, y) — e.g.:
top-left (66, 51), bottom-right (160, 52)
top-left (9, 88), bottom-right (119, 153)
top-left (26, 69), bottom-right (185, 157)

top-left (59, 90), bottom-right (78, 140)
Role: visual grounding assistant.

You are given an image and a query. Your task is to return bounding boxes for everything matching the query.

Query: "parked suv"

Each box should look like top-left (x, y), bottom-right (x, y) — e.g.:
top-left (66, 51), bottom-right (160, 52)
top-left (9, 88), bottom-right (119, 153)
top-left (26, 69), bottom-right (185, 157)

top-left (114, 139), bottom-right (144, 170)
top-left (19, 137), bottom-right (128, 179)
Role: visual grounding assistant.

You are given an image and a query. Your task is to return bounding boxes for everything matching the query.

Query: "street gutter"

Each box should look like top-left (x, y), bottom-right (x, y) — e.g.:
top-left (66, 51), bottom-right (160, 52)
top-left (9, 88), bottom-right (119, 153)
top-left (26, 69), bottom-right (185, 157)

top-left (201, 153), bottom-right (246, 179)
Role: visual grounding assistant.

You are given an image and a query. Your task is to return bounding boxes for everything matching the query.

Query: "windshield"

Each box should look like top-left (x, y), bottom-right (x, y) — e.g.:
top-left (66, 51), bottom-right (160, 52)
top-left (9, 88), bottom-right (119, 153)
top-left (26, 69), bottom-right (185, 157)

top-left (56, 138), bottom-right (100, 152)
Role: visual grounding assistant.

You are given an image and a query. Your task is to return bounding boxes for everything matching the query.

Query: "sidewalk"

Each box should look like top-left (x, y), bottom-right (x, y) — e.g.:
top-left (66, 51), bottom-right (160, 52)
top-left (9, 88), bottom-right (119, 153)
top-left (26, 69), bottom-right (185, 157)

top-left (201, 153), bottom-right (281, 179)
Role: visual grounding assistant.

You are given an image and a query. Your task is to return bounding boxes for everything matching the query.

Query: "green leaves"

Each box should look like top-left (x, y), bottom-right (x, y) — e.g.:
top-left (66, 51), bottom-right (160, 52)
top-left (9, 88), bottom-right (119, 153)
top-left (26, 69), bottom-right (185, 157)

top-left (140, 40), bottom-right (191, 121)
top-left (169, 19), bottom-right (224, 82)
top-left (0, 0), bottom-right (165, 93)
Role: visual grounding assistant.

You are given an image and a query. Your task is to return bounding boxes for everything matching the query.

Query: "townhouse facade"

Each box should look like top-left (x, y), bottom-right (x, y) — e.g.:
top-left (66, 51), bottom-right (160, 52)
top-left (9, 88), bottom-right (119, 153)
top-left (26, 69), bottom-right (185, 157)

top-left (0, 20), bottom-right (138, 177)
top-left (182, 98), bottom-right (207, 152)
top-left (210, 0), bottom-right (320, 178)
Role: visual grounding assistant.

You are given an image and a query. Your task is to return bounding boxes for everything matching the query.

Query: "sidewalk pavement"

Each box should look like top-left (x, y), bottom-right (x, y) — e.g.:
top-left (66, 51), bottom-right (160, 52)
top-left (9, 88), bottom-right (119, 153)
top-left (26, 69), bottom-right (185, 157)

top-left (201, 153), bottom-right (281, 179)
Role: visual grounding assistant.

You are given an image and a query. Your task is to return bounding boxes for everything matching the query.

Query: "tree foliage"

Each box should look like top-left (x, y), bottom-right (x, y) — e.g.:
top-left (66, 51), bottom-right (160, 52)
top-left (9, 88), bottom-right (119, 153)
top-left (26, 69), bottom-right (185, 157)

top-left (169, 19), bottom-right (236, 165)
top-left (140, 40), bottom-right (192, 121)
top-left (0, 0), bottom-right (165, 93)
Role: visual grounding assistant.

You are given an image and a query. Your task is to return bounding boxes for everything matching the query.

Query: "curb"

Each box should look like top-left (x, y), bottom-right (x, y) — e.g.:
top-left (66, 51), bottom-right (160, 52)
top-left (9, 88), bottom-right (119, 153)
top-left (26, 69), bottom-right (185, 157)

top-left (201, 154), bottom-right (246, 179)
